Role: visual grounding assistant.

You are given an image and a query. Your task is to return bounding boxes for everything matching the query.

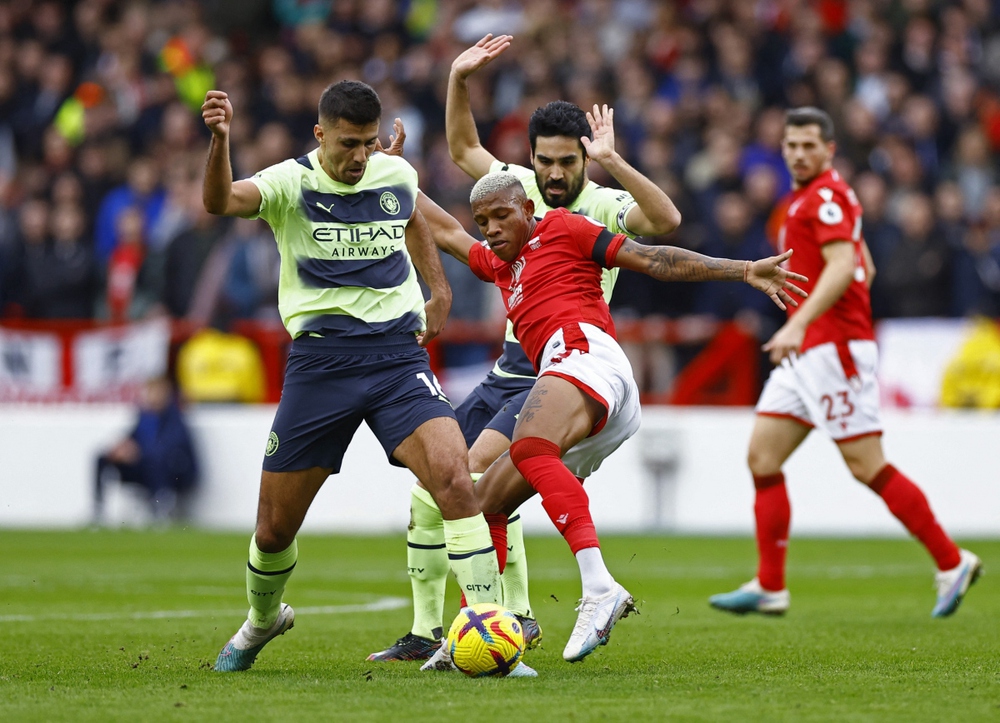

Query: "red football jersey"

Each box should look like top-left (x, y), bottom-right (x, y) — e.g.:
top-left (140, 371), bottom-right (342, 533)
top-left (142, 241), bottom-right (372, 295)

top-left (778, 168), bottom-right (874, 351)
top-left (469, 208), bottom-right (627, 371)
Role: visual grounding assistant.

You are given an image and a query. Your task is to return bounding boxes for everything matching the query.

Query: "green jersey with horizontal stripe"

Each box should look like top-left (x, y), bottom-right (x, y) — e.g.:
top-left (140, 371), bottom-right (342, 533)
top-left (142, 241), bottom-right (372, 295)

top-left (487, 160), bottom-right (639, 377)
top-left (248, 150), bottom-right (424, 340)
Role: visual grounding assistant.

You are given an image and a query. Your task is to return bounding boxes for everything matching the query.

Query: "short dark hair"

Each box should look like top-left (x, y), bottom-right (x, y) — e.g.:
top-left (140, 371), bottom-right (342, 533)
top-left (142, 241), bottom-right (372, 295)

top-left (318, 80), bottom-right (381, 126)
top-left (528, 101), bottom-right (592, 154)
top-left (785, 107), bottom-right (835, 142)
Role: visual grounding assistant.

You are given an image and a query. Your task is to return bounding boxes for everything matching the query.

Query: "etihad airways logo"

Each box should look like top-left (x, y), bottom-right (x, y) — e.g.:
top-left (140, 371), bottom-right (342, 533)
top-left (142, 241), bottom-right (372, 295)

top-left (312, 224), bottom-right (405, 244)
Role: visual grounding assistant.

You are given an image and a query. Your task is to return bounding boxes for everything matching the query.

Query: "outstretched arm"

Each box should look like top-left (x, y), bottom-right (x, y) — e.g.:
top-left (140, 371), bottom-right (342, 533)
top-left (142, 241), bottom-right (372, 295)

top-left (581, 104), bottom-right (681, 236)
top-left (415, 191), bottom-right (478, 266)
top-left (614, 240), bottom-right (808, 311)
top-left (201, 90), bottom-right (262, 217)
top-left (446, 34), bottom-right (512, 180)
top-left (405, 208), bottom-right (452, 347)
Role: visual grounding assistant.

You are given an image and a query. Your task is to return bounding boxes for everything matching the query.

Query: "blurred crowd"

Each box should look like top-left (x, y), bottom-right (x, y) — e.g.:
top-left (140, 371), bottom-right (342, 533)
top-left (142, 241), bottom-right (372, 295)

top-left (1, 0), bottom-right (999, 347)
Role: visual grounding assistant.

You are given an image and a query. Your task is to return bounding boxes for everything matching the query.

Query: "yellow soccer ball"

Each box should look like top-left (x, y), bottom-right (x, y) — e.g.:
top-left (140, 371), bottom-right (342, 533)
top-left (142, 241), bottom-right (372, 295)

top-left (446, 603), bottom-right (525, 677)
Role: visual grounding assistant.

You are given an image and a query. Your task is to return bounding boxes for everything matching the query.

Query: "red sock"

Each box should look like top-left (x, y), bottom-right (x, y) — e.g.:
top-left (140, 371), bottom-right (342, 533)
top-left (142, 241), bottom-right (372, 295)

top-left (510, 437), bottom-right (599, 554)
top-left (869, 465), bottom-right (961, 570)
top-left (754, 473), bottom-right (790, 592)
top-left (484, 513), bottom-right (509, 573)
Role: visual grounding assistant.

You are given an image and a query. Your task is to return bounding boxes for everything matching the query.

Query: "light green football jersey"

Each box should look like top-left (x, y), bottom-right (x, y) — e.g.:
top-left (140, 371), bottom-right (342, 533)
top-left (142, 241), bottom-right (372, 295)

top-left (248, 150), bottom-right (424, 340)
top-left (487, 160), bottom-right (639, 377)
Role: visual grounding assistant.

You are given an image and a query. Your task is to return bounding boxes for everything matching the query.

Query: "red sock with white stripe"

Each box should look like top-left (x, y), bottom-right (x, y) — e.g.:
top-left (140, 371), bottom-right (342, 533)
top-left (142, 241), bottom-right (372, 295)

top-left (754, 473), bottom-right (790, 592)
top-left (869, 464), bottom-right (961, 571)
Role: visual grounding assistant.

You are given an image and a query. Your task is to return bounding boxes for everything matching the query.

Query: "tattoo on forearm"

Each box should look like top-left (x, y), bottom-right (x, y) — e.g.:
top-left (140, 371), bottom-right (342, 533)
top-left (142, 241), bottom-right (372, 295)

top-left (628, 245), bottom-right (743, 282)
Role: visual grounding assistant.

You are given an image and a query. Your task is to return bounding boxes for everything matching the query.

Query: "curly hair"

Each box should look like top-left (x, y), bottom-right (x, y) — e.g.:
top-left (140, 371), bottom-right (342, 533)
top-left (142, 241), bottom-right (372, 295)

top-left (528, 100), bottom-right (592, 155)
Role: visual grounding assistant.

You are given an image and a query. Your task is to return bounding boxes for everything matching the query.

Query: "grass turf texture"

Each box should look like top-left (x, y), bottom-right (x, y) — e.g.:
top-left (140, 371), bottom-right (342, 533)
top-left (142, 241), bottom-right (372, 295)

top-left (2, 531), bottom-right (997, 722)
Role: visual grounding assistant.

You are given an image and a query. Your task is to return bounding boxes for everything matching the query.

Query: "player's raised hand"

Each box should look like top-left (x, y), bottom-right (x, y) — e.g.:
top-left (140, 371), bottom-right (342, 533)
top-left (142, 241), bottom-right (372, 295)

top-left (581, 104), bottom-right (617, 164)
top-left (451, 34), bottom-right (512, 79)
top-left (202, 90), bottom-right (233, 138)
top-left (745, 249), bottom-right (809, 311)
top-left (375, 117), bottom-right (407, 156)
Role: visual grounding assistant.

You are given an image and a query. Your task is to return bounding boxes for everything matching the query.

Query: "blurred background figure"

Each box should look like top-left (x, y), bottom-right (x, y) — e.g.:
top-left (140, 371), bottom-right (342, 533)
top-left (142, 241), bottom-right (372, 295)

top-left (93, 375), bottom-right (199, 525)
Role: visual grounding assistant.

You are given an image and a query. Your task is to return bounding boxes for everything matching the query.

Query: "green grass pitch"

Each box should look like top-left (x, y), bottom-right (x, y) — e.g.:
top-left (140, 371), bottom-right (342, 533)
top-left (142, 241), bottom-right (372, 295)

top-left (2, 530), bottom-right (997, 722)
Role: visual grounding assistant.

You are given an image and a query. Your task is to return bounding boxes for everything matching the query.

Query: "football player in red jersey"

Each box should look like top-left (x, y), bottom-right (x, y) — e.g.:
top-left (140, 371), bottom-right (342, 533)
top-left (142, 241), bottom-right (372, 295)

top-left (709, 107), bottom-right (982, 618)
top-left (419, 171), bottom-right (806, 663)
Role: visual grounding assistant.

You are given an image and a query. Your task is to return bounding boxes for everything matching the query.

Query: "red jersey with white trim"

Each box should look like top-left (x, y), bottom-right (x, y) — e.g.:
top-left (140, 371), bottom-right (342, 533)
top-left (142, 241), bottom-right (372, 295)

top-left (468, 208), bottom-right (627, 372)
top-left (778, 167), bottom-right (874, 352)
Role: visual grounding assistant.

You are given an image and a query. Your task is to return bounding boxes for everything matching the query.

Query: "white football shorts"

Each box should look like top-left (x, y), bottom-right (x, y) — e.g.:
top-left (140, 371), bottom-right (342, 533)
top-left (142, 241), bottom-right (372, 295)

top-left (756, 339), bottom-right (882, 442)
top-left (536, 322), bottom-right (642, 478)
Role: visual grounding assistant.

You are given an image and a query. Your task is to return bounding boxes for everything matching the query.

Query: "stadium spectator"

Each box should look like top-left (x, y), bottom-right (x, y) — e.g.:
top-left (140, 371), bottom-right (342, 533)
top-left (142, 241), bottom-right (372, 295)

top-left (23, 201), bottom-right (99, 319)
top-left (161, 185), bottom-right (226, 319)
top-left (953, 187), bottom-right (1000, 317)
top-left (880, 192), bottom-right (953, 318)
top-left (104, 205), bottom-right (156, 322)
top-left (93, 375), bottom-right (199, 525)
top-left (93, 156), bottom-right (166, 267)
top-left (210, 217), bottom-right (282, 327)
top-left (694, 192), bottom-right (784, 339)
top-left (709, 108), bottom-right (981, 619)
top-left (5, 198), bottom-right (50, 316)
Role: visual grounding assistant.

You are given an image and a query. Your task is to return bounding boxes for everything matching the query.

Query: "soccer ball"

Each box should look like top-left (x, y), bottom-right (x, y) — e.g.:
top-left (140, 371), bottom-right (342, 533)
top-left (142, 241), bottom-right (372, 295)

top-left (446, 603), bottom-right (524, 677)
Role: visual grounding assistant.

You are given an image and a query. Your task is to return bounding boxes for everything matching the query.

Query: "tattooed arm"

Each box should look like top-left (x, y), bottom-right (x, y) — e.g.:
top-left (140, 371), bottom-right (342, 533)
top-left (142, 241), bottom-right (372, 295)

top-left (613, 240), bottom-right (809, 311)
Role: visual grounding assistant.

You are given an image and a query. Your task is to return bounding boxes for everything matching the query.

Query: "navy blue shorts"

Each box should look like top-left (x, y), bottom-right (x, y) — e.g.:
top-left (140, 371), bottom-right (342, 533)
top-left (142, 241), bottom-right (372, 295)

top-left (454, 372), bottom-right (533, 447)
top-left (263, 335), bottom-right (457, 473)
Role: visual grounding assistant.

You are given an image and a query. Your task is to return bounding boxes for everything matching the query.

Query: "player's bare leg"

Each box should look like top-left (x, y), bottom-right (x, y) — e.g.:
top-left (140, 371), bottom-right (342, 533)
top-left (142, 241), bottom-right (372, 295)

top-left (469, 429), bottom-right (513, 473)
top-left (838, 435), bottom-right (981, 617)
top-left (216, 467), bottom-right (329, 671)
top-left (394, 417), bottom-right (501, 606)
top-left (710, 416), bottom-right (808, 615)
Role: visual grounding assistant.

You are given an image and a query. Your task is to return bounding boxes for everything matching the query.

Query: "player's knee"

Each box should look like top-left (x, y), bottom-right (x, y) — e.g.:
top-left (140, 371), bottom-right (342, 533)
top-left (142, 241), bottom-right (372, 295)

top-left (428, 462), bottom-right (476, 514)
top-left (747, 445), bottom-right (779, 478)
top-left (846, 458), bottom-right (878, 485)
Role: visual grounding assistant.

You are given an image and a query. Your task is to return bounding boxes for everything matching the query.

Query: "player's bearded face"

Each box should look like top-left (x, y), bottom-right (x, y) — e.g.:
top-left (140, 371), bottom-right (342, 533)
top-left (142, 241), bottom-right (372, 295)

top-left (532, 136), bottom-right (587, 208)
top-left (315, 118), bottom-right (380, 185)
top-left (472, 192), bottom-right (535, 263)
top-left (782, 124), bottom-right (833, 187)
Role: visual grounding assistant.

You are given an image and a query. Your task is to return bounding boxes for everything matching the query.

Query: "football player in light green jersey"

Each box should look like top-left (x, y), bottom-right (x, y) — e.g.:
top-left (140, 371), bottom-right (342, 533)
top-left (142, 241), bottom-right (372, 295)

top-left (369, 34), bottom-right (683, 666)
top-left (201, 80), bottom-right (506, 673)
